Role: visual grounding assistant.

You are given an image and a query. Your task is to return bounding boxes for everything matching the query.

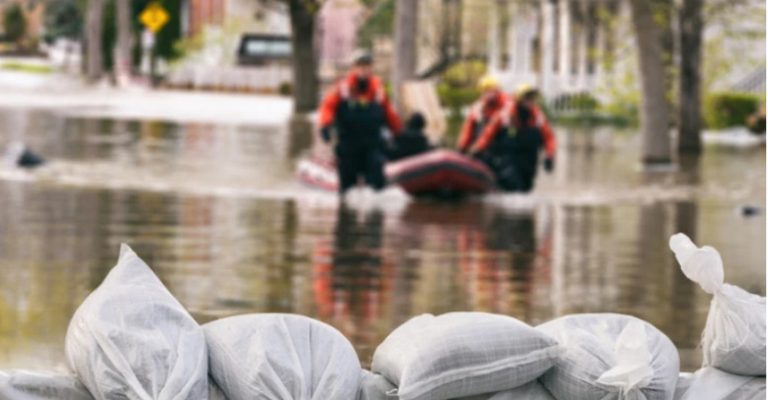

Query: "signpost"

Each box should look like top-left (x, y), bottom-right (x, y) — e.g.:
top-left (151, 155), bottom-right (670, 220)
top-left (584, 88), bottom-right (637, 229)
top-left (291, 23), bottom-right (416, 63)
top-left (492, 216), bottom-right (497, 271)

top-left (139, 2), bottom-right (169, 85)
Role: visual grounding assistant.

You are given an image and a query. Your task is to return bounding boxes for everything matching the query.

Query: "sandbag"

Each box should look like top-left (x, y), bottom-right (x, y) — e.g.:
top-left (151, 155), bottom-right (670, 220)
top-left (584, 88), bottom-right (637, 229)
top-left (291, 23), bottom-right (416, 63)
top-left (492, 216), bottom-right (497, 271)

top-left (537, 313), bottom-right (679, 400)
top-left (669, 233), bottom-right (766, 375)
top-left (0, 370), bottom-right (93, 400)
top-left (65, 244), bottom-right (208, 400)
top-left (371, 312), bottom-right (561, 400)
top-left (358, 370), bottom-right (396, 400)
top-left (204, 314), bottom-right (361, 400)
top-left (677, 367), bottom-right (765, 400)
top-left (673, 372), bottom-right (694, 400)
top-left (459, 381), bottom-right (556, 400)
top-left (209, 379), bottom-right (228, 400)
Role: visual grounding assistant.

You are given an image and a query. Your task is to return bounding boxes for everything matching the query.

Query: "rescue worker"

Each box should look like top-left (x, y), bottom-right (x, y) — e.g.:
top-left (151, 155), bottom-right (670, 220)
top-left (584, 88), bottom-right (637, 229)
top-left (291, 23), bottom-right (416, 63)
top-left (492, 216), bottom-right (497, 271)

top-left (456, 75), bottom-right (510, 153)
top-left (469, 84), bottom-right (556, 192)
top-left (318, 51), bottom-right (402, 194)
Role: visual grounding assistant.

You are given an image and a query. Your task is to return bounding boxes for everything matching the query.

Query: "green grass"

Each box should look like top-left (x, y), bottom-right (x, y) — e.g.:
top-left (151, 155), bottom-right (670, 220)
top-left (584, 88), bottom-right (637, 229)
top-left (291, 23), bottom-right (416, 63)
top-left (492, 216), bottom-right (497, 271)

top-left (1, 61), bottom-right (54, 74)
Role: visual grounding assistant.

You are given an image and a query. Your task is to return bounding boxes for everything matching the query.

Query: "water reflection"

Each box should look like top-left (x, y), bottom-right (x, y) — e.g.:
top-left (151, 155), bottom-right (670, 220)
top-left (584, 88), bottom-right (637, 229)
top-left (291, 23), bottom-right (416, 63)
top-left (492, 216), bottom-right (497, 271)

top-left (0, 109), bottom-right (764, 373)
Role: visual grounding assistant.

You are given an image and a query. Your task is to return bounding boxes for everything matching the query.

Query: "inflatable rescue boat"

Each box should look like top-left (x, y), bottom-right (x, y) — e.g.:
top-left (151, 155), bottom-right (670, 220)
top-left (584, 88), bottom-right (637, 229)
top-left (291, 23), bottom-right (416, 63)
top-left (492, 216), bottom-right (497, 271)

top-left (296, 149), bottom-right (496, 197)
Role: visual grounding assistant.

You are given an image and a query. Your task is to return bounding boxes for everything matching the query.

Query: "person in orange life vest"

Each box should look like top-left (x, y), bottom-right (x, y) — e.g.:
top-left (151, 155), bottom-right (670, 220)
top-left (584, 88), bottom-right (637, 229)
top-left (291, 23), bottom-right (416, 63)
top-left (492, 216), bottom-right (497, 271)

top-left (470, 84), bottom-right (556, 192)
top-left (456, 75), bottom-right (511, 153)
top-left (318, 51), bottom-right (403, 194)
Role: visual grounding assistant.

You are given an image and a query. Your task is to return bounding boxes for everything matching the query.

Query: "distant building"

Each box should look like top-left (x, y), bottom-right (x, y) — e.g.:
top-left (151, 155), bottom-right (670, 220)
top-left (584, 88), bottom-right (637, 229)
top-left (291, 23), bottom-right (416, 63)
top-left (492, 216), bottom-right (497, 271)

top-left (181, 0), bottom-right (290, 38)
top-left (487, 0), bottom-right (766, 101)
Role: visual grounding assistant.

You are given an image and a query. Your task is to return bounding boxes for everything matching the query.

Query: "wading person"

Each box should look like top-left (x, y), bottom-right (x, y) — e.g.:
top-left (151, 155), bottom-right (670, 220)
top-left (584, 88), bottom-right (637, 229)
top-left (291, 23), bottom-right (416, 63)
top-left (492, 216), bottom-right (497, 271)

top-left (456, 75), bottom-right (510, 154)
top-left (470, 84), bottom-right (556, 192)
top-left (318, 51), bottom-right (402, 194)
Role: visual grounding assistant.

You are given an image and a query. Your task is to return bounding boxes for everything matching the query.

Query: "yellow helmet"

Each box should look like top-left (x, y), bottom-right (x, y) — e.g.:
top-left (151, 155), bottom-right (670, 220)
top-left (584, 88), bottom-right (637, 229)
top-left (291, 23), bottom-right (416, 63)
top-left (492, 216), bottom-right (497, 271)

top-left (478, 75), bottom-right (500, 91)
top-left (516, 83), bottom-right (537, 97)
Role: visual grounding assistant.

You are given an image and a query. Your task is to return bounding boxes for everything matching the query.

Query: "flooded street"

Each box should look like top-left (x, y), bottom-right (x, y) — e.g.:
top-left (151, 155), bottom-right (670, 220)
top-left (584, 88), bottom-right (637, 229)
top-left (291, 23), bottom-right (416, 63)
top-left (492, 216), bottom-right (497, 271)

top-left (0, 107), bottom-right (764, 372)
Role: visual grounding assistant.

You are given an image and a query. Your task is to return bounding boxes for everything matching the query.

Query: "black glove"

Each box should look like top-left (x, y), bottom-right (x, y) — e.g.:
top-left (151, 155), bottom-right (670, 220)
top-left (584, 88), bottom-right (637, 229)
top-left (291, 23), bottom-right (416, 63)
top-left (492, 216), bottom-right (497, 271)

top-left (320, 126), bottom-right (332, 143)
top-left (544, 157), bottom-right (554, 173)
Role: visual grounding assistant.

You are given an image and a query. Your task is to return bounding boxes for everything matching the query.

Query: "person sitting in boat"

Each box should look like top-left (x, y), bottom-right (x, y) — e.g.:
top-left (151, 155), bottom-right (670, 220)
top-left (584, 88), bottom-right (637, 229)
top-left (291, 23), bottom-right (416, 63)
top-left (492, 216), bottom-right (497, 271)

top-left (456, 75), bottom-right (510, 154)
top-left (387, 112), bottom-right (432, 161)
top-left (469, 84), bottom-right (556, 192)
top-left (318, 50), bottom-right (403, 194)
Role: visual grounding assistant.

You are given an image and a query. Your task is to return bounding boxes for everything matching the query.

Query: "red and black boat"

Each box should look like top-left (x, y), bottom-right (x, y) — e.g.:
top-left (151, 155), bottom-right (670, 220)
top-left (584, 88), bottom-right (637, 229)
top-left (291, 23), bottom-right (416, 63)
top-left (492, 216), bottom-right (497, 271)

top-left (296, 149), bottom-right (495, 197)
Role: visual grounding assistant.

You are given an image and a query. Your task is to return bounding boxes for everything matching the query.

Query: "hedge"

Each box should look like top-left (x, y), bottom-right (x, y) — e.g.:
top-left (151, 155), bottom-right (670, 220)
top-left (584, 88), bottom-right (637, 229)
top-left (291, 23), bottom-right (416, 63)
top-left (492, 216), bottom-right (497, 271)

top-left (704, 92), bottom-right (762, 129)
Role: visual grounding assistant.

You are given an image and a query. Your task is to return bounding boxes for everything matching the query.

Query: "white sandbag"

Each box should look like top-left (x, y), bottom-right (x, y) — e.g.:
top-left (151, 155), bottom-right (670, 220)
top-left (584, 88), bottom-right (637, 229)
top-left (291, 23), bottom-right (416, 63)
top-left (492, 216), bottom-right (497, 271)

top-left (65, 244), bottom-right (208, 400)
top-left (0, 370), bottom-right (93, 400)
top-left (673, 372), bottom-right (694, 400)
top-left (669, 233), bottom-right (766, 375)
top-left (458, 381), bottom-right (556, 400)
top-left (537, 313), bottom-right (679, 400)
top-left (371, 312), bottom-right (561, 400)
top-left (677, 367), bottom-right (765, 400)
top-left (358, 370), bottom-right (396, 400)
top-left (209, 379), bottom-right (228, 400)
top-left (204, 314), bottom-right (362, 400)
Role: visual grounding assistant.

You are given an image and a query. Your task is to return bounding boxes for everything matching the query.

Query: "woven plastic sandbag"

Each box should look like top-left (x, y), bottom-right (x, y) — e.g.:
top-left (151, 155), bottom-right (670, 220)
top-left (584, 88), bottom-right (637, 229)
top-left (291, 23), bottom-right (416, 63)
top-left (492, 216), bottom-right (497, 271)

top-left (0, 370), bottom-right (93, 400)
top-left (458, 381), bottom-right (556, 400)
top-left (204, 314), bottom-right (361, 400)
top-left (209, 379), bottom-right (228, 400)
top-left (672, 372), bottom-right (694, 400)
top-left (669, 233), bottom-right (766, 375)
top-left (537, 313), bottom-right (679, 400)
top-left (358, 370), bottom-right (396, 400)
top-left (677, 367), bottom-right (765, 400)
top-left (65, 244), bottom-right (208, 400)
top-left (371, 312), bottom-right (561, 400)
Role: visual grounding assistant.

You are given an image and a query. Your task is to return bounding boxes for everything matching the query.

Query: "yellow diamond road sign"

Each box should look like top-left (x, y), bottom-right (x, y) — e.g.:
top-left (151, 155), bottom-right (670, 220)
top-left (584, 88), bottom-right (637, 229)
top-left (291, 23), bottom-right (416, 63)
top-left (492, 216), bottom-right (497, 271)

top-left (140, 2), bottom-right (169, 33)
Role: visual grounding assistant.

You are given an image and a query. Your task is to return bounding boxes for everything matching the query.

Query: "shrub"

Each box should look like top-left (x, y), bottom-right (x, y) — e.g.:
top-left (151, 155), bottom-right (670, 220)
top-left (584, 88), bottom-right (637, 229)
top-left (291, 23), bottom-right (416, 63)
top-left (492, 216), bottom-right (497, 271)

top-left (438, 60), bottom-right (487, 116)
top-left (3, 4), bottom-right (26, 44)
top-left (704, 92), bottom-right (762, 129)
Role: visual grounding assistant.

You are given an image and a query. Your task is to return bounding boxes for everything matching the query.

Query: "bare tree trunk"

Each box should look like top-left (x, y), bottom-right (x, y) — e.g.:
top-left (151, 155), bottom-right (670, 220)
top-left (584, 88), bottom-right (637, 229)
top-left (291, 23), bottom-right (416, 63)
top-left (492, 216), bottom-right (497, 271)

top-left (392, 0), bottom-right (418, 110)
top-left (496, 0), bottom-right (510, 70)
top-left (288, 0), bottom-right (319, 113)
top-left (629, 0), bottom-right (672, 164)
top-left (85, 0), bottom-right (104, 82)
top-left (114, 0), bottom-right (132, 84)
top-left (677, 0), bottom-right (703, 154)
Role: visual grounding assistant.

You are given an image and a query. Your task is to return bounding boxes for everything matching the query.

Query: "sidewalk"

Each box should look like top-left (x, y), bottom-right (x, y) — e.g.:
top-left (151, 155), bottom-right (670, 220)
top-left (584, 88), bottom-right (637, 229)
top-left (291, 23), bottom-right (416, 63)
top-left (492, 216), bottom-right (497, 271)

top-left (0, 69), bottom-right (294, 126)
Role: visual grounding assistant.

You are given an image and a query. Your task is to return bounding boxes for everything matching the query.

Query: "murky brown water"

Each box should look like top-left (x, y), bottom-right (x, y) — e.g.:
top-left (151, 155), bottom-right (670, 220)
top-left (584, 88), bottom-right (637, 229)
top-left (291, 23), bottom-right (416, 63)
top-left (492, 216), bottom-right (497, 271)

top-left (0, 108), bottom-right (764, 372)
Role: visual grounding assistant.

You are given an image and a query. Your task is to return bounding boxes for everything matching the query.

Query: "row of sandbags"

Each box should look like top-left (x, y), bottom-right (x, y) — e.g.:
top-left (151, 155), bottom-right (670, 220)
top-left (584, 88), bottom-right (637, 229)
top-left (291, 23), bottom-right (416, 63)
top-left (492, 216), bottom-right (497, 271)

top-left (1, 234), bottom-right (764, 400)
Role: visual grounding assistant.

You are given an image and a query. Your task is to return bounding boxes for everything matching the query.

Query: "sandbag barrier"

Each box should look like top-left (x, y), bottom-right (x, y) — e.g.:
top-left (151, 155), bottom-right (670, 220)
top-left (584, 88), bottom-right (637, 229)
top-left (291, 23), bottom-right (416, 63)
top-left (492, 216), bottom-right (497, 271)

top-left (1, 234), bottom-right (764, 400)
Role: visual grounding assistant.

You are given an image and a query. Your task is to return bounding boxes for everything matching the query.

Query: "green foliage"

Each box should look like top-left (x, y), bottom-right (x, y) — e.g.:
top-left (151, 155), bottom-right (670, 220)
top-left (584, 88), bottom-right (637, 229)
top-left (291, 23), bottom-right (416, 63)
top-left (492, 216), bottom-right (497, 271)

top-left (704, 92), bottom-right (762, 129)
top-left (43, 0), bottom-right (83, 41)
top-left (2, 3), bottom-right (26, 43)
top-left (437, 84), bottom-right (481, 116)
top-left (358, 0), bottom-right (394, 48)
top-left (1, 61), bottom-right (54, 74)
top-left (441, 59), bottom-right (487, 88)
top-left (570, 93), bottom-right (599, 111)
top-left (437, 60), bottom-right (487, 116)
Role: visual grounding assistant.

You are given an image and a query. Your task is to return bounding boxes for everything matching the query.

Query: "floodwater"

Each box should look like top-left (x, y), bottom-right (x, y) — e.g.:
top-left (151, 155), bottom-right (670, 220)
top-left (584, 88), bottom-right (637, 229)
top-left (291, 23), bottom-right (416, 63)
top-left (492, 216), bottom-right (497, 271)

top-left (0, 107), bottom-right (764, 372)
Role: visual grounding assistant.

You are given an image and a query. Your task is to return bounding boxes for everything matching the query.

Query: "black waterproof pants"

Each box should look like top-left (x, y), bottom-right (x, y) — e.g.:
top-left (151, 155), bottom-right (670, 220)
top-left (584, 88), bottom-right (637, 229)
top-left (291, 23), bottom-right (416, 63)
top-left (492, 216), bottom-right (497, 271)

top-left (336, 145), bottom-right (387, 194)
top-left (480, 127), bottom-right (542, 193)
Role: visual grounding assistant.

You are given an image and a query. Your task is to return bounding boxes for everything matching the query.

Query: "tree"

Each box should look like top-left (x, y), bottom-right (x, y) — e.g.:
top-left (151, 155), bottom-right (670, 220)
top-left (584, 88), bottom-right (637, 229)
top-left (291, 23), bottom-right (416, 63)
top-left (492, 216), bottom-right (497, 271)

top-left (43, 0), bottom-right (82, 41)
top-left (629, 0), bottom-right (672, 164)
top-left (114, 0), bottom-right (132, 82)
top-left (287, 0), bottom-right (321, 113)
top-left (85, 0), bottom-right (105, 81)
top-left (3, 3), bottom-right (27, 45)
top-left (677, 0), bottom-right (704, 154)
top-left (391, 0), bottom-right (417, 109)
